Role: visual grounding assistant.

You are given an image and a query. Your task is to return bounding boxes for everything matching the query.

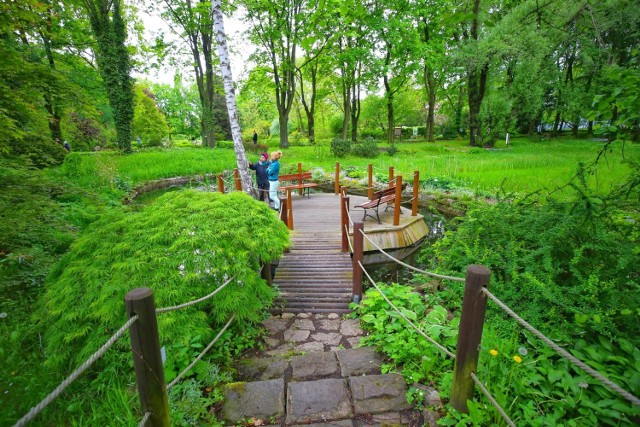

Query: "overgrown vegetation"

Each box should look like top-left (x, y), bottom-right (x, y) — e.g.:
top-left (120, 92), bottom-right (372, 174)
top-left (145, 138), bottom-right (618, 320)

top-left (353, 153), bottom-right (640, 425)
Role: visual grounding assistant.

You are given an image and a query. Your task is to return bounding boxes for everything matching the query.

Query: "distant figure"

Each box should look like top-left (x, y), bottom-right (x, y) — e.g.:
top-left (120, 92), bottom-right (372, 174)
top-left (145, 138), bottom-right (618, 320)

top-left (63, 141), bottom-right (71, 152)
top-left (266, 151), bottom-right (282, 211)
top-left (252, 130), bottom-right (258, 144)
top-left (136, 136), bottom-right (142, 149)
top-left (249, 152), bottom-right (271, 202)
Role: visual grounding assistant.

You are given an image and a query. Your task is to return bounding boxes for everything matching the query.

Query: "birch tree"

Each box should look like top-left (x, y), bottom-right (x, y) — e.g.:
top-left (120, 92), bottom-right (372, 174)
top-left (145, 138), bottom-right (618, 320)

top-left (211, 0), bottom-right (255, 196)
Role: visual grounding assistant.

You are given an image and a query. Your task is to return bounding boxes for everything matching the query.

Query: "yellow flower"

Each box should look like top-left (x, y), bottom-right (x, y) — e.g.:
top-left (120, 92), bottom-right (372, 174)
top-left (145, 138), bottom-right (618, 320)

top-left (489, 349), bottom-right (498, 356)
top-left (513, 355), bottom-right (523, 363)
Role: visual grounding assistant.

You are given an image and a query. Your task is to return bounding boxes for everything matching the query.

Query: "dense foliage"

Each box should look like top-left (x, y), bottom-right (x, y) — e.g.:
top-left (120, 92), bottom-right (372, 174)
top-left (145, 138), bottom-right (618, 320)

top-left (41, 190), bottom-right (288, 371)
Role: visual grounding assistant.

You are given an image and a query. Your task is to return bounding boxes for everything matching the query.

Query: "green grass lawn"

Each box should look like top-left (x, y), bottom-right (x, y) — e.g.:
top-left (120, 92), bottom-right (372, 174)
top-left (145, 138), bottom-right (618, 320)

top-left (52, 137), bottom-right (638, 199)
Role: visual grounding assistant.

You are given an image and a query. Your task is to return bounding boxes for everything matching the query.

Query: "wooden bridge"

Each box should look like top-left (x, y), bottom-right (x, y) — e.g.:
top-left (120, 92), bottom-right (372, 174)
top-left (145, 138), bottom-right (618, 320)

top-left (272, 192), bottom-right (428, 314)
top-left (273, 194), bottom-right (353, 313)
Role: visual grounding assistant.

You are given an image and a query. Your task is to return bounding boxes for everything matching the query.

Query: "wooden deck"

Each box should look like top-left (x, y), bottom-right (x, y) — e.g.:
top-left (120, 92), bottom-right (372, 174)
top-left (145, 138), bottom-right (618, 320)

top-left (273, 193), bottom-right (353, 314)
top-left (272, 192), bottom-right (428, 314)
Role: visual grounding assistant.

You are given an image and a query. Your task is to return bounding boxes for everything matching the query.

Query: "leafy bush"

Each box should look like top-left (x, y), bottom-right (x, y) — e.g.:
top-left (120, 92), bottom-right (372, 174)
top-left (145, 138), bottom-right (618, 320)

top-left (217, 140), bottom-right (234, 149)
top-left (387, 144), bottom-right (398, 156)
top-left (40, 190), bottom-right (289, 377)
top-left (344, 165), bottom-right (366, 179)
top-left (351, 139), bottom-right (379, 158)
top-left (7, 134), bottom-right (68, 168)
top-left (330, 138), bottom-right (351, 157)
top-left (419, 168), bottom-right (640, 344)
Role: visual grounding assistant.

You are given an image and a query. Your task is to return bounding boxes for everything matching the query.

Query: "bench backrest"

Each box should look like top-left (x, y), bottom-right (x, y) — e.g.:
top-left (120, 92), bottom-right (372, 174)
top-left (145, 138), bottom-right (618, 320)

top-left (279, 172), bottom-right (312, 181)
top-left (372, 182), bottom-right (407, 199)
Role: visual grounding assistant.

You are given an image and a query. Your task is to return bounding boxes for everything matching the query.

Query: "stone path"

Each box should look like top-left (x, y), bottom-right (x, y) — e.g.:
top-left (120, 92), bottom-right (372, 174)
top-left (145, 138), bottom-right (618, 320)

top-left (221, 313), bottom-right (428, 426)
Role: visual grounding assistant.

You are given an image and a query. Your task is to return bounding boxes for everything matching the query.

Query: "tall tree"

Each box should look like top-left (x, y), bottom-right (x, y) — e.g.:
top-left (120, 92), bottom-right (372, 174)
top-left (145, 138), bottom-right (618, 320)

top-left (212, 0), bottom-right (255, 195)
top-left (83, 0), bottom-right (134, 151)
top-left (243, 0), bottom-right (307, 148)
top-left (153, 0), bottom-right (230, 147)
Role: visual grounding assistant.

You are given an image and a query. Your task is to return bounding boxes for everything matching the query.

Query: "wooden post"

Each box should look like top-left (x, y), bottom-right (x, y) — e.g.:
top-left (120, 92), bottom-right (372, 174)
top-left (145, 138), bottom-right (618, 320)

top-left (367, 164), bottom-right (373, 200)
top-left (334, 162), bottom-right (340, 194)
top-left (233, 169), bottom-right (241, 191)
top-left (125, 288), bottom-right (171, 427)
top-left (388, 166), bottom-right (394, 188)
top-left (261, 263), bottom-right (273, 285)
top-left (412, 171), bottom-right (419, 216)
top-left (286, 189), bottom-right (293, 230)
top-left (341, 189), bottom-right (350, 252)
top-left (279, 196), bottom-right (288, 226)
top-left (217, 174), bottom-right (224, 194)
top-left (352, 222), bottom-right (364, 303)
top-left (297, 162), bottom-right (303, 196)
top-left (451, 265), bottom-right (491, 413)
top-left (393, 175), bottom-right (402, 226)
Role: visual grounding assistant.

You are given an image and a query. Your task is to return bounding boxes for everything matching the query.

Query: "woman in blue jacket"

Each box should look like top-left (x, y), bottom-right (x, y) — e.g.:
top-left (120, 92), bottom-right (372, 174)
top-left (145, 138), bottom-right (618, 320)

top-left (266, 151), bottom-right (282, 210)
top-left (249, 152), bottom-right (271, 202)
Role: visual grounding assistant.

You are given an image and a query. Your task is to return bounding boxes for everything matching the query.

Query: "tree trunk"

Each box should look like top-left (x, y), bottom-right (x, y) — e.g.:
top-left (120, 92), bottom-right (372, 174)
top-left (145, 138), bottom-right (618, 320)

top-left (212, 0), bottom-right (255, 196)
top-left (350, 76), bottom-right (361, 142)
top-left (341, 78), bottom-right (350, 140)
top-left (40, 28), bottom-right (63, 142)
top-left (425, 65), bottom-right (436, 142)
top-left (384, 74), bottom-right (394, 145)
top-left (467, 64), bottom-right (487, 147)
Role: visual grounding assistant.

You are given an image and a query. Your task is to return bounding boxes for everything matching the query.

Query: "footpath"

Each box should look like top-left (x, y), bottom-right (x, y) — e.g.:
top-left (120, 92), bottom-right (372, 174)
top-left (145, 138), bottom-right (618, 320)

top-left (220, 313), bottom-right (441, 426)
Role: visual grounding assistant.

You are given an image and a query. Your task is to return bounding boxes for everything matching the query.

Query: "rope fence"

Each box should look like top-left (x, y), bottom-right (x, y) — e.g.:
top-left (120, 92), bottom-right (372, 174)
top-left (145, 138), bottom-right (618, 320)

top-left (14, 274), bottom-right (241, 426)
top-left (470, 372), bottom-right (516, 427)
top-left (156, 275), bottom-right (236, 314)
top-left (138, 411), bottom-right (151, 427)
top-left (167, 315), bottom-right (236, 390)
top-left (482, 288), bottom-right (640, 406)
top-left (358, 260), bottom-right (455, 359)
top-left (13, 315), bottom-right (140, 427)
top-left (358, 228), bottom-right (465, 282)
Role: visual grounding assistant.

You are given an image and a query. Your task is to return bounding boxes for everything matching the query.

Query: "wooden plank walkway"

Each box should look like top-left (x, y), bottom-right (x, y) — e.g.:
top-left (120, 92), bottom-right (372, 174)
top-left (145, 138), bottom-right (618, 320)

top-left (273, 193), bottom-right (353, 314)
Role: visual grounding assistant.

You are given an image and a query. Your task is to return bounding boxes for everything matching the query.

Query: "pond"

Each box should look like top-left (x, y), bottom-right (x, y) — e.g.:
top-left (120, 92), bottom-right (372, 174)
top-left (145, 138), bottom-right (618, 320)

top-left (363, 205), bottom-right (450, 285)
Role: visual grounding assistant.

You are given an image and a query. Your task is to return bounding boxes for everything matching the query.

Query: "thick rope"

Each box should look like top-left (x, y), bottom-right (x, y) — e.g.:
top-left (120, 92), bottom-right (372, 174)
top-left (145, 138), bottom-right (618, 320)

top-left (482, 288), bottom-right (640, 406)
top-left (470, 372), bottom-right (516, 427)
top-left (358, 229), bottom-right (465, 282)
top-left (138, 411), bottom-right (151, 427)
top-left (167, 315), bottom-right (236, 390)
top-left (13, 315), bottom-right (139, 427)
top-left (156, 276), bottom-right (236, 314)
top-left (343, 224), bottom-right (354, 253)
top-left (343, 197), bottom-right (354, 226)
top-left (359, 261), bottom-right (455, 359)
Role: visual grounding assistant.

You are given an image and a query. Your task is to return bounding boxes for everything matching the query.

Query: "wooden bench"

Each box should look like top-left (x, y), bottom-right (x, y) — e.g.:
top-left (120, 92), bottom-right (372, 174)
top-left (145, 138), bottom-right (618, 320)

top-left (278, 172), bottom-right (318, 198)
top-left (355, 183), bottom-right (407, 223)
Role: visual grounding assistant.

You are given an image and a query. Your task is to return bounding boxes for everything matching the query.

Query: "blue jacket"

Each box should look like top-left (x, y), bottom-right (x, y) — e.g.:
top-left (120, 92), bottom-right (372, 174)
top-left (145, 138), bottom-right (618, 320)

top-left (267, 159), bottom-right (280, 181)
top-left (249, 160), bottom-right (270, 185)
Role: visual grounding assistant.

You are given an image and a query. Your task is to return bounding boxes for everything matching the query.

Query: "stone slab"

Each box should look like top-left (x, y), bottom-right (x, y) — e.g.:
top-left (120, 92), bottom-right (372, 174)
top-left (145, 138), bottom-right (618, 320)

top-left (286, 378), bottom-right (353, 424)
top-left (318, 319), bottom-right (341, 331)
top-left (290, 421), bottom-right (354, 427)
top-left (353, 411), bottom-right (413, 426)
top-left (262, 317), bottom-right (289, 334)
top-left (327, 313), bottom-right (340, 319)
top-left (222, 379), bottom-right (285, 423)
top-left (346, 336), bottom-right (363, 349)
top-left (349, 374), bottom-right (411, 414)
top-left (235, 357), bottom-right (288, 381)
top-left (340, 319), bottom-right (364, 336)
top-left (311, 332), bottom-right (343, 346)
top-left (292, 318), bottom-right (316, 331)
top-left (295, 341), bottom-right (325, 352)
top-left (291, 352), bottom-right (339, 380)
top-left (337, 347), bottom-right (384, 377)
top-left (284, 328), bottom-right (311, 342)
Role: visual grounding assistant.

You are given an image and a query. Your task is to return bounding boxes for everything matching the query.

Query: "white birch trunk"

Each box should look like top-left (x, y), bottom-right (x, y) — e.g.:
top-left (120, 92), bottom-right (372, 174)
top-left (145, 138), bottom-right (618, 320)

top-left (212, 0), bottom-right (256, 197)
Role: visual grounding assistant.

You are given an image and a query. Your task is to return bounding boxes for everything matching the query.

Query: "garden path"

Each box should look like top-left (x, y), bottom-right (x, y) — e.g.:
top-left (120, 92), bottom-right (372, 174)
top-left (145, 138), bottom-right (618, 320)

top-left (220, 313), bottom-right (443, 426)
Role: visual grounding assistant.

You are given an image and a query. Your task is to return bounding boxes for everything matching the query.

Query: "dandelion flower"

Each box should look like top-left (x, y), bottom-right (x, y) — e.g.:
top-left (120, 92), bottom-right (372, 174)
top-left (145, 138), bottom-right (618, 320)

top-left (513, 355), bottom-right (522, 363)
top-left (518, 347), bottom-right (528, 356)
top-left (578, 382), bottom-right (588, 389)
top-left (489, 349), bottom-right (498, 356)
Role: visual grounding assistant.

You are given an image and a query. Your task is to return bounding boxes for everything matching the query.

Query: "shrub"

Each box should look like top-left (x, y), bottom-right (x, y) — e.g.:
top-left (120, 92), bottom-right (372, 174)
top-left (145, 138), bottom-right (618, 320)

top-left (330, 138), bottom-right (351, 157)
top-left (40, 190), bottom-right (289, 377)
top-left (352, 139), bottom-right (379, 158)
top-left (7, 134), bottom-right (67, 168)
top-left (387, 144), bottom-right (398, 156)
top-left (217, 140), bottom-right (234, 149)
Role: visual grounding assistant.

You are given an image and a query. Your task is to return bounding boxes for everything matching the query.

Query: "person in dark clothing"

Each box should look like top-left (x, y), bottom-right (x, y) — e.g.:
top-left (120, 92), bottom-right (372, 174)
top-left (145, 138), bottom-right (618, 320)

top-left (252, 130), bottom-right (258, 144)
top-left (249, 152), bottom-right (271, 202)
top-left (63, 141), bottom-right (71, 152)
